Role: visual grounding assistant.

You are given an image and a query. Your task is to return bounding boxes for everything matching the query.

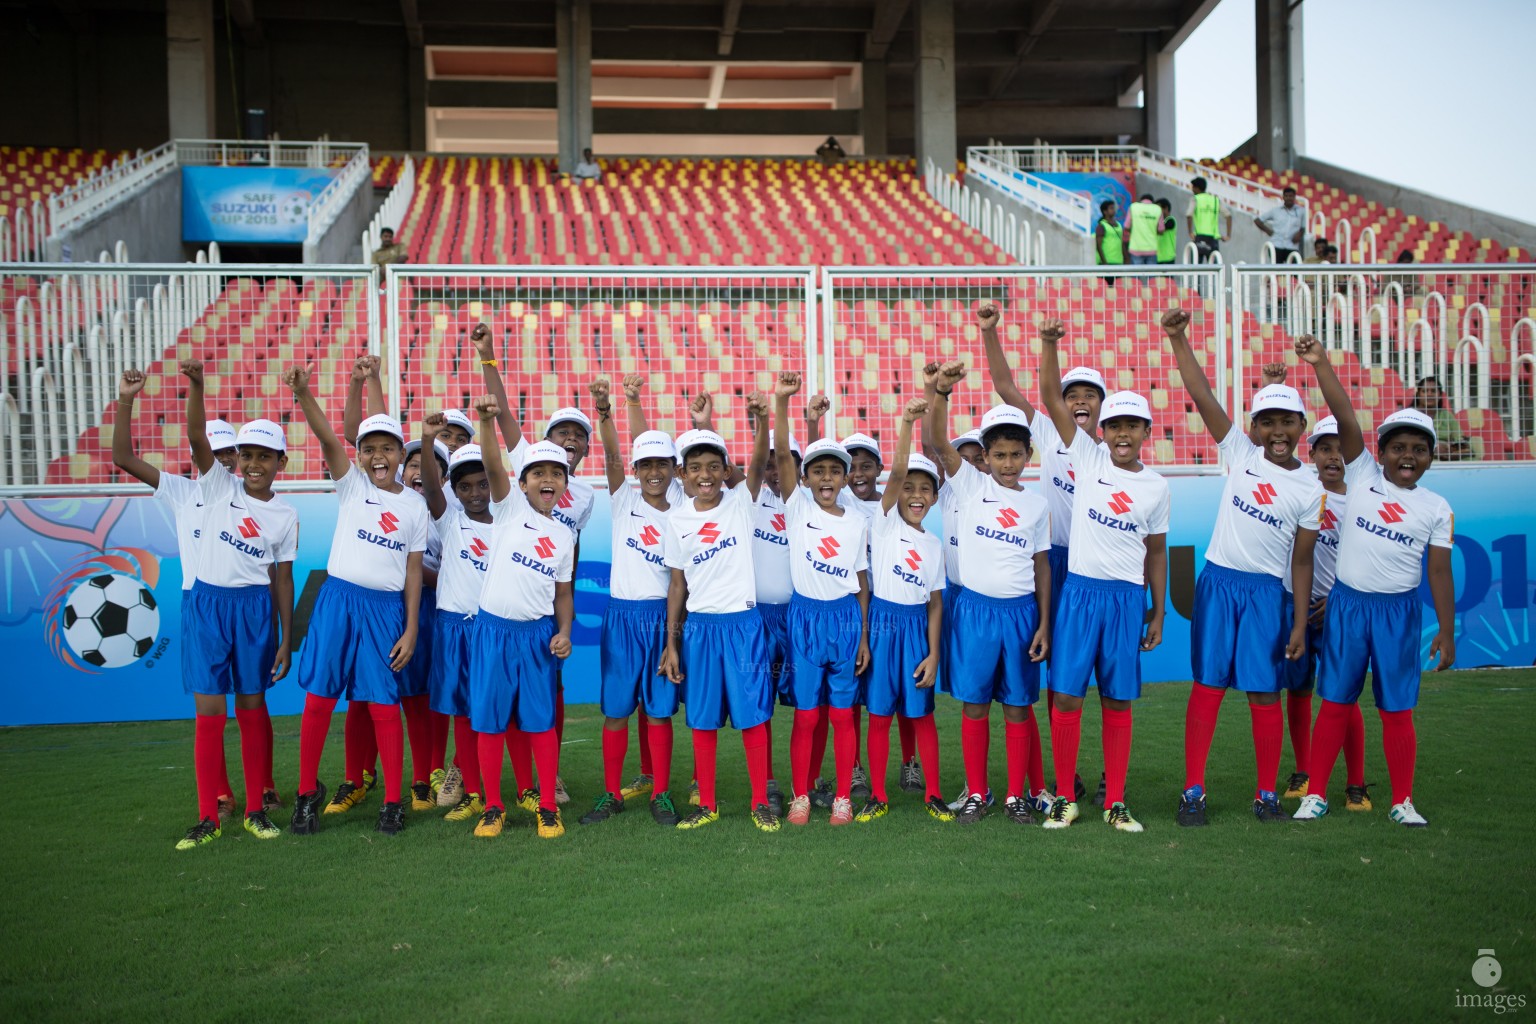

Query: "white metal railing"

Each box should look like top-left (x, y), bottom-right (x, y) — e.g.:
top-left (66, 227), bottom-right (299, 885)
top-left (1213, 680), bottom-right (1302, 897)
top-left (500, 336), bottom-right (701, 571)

top-left (958, 150), bottom-right (1093, 234)
top-left (173, 136), bottom-right (366, 169)
top-left (47, 143), bottom-right (177, 238)
top-left (362, 155), bottom-right (417, 262)
top-left (305, 143), bottom-right (372, 247)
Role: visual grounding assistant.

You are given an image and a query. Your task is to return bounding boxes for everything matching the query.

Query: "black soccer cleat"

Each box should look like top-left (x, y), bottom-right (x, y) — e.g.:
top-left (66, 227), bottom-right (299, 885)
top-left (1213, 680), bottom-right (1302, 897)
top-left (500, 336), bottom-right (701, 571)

top-left (1253, 792), bottom-right (1290, 823)
top-left (1092, 773), bottom-right (1107, 808)
top-left (289, 780), bottom-right (327, 836)
top-left (375, 800), bottom-right (406, 835)
top-left (1177, 786), bottom-right (1208, 828)
top-left (954, 793), bottom-right (989, 825)
top-left (579, 793), bottom-right (624, 825)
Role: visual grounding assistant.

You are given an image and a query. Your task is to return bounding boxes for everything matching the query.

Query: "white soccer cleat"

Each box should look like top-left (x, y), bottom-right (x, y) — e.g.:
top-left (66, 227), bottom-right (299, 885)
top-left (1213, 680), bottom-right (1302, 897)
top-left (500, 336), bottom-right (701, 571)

top-left (1292, 794), bottom-right (1329, 820)
top-left (1389, 799), bottom-right (1428, 828)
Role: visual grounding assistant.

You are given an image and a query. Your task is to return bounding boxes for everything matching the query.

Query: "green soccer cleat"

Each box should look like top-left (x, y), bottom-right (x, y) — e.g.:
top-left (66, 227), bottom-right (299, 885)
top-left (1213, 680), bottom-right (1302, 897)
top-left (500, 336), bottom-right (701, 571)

top-left (243, 811), bottom-right (281, 839)
top-left (175, 818), bottom-right (221, 851)
top-left (676, 806), bottom-right (720, 830)
top-left (1104, 802), bottom-right (1144, 833)
top-left (1041, 797), bottom-right (1080, 830)
top-left (750, 803), bottom-right (781, 833)
top-left (854, 799), bottom-right (889, 823)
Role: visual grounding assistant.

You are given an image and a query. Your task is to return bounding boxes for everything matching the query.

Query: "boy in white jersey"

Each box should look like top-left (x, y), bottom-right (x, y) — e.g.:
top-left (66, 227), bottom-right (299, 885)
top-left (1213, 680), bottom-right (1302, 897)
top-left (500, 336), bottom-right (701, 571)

top-left (398, 436), bottom-right (452, 811)
top-left (1037, 320), bottom-right (1170, 833)
top-left (857, 398), bottom-right (950, 823)
top-left (419, 427), bottom-right (494, 825)
top-left (773, 373), bottom-right (872, 827)
top-left (658, 427), bottom-right (779, 833)
top-left (578, 375), bottom-right (687, 828)
top-left (1292, 338), bottom-right (1455, 827)
top-left (1164, 308), bottom-right (1324, 827)
top-left (286, 371), bottom-right (430, 838)
top-left (467, 400), bottom-right (576, 840)
top-left (841, 430), bottom-right (890, 804)
top-left (928, 361), bottom-right (1052, 826)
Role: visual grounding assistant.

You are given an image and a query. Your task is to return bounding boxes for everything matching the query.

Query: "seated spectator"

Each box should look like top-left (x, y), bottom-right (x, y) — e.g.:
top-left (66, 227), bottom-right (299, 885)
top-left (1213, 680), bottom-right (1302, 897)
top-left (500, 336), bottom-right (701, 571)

top-left (573, 148), bottom-right (602, 181)
top-left (371, 227), bottom-right (408, 266)
top-left (816, 137), bottom-right (846, 165)
top-left (1303, 238), bottom-right (1330, 264)
top-left (1409, 376), bottom-right (1472, 461)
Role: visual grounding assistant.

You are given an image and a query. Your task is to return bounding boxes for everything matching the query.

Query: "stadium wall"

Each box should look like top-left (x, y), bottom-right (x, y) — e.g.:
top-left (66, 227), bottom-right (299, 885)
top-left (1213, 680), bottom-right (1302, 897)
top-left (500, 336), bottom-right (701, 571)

top-left (4, 466), bottom-right (1534, 726)
top-left (961, 175), bottom-right (1093, 264)
top-left (44, 172), bottom-right (183, 264)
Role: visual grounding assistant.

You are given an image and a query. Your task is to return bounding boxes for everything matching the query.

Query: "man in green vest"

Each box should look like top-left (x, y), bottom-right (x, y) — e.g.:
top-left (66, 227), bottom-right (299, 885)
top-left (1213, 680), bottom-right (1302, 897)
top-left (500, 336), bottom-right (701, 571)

top-left (1126, 194), bottom-right (1163, 266)
top-left (1095, 199), bottom-right (1126, 283)
top-left (1157, 199), bottom-right (1178, 264)
top-left (1185, 176), bottom-right (1230, 263)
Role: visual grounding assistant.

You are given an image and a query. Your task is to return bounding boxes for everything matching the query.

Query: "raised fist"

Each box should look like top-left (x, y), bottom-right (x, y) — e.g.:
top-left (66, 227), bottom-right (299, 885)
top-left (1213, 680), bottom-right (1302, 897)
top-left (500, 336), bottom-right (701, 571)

top-left (282, 365), bottom-right (313, 394)
top-left (805, 393), bottom-right (831, 421)
top-left (424, 411), bottom-right (446, 431)
top-left (621, 373), bottom-right (645, 401)
top-left (473, 394), bottom-right (501, 420)
top-left (589, 377), bottom-right (612, 408)
top-left (351, 354), bottom-right (373, 382)
top-left (937, 360), bottom-right (968, 389)
top-left (1260, 362), bottom-right (1287, 385)
top-left (903, 397), bottom-right (930, 423)
top-left (744, 390), bottom-right (769, 419)
top-left (688, 391), bottom-right (714, 427)
top-left (922, 361), bottom-right (941, 389)
top-left (975, 304), bottom-right (1000, 330)
top-left (775, 371), bottom-right (802, 399)
top-left (1293, 335), bottom-right (1327, 366)
top-left (1161, 308), bottom-right (1191, 335)
top-left (1037, 317), bottom-right (1066, 345)
top-left (118, 369), bottom-right (147, 400)
top-left (178, 359), bottom-right (205, 385)
top-left (468, 322), bottom-right (493, 359)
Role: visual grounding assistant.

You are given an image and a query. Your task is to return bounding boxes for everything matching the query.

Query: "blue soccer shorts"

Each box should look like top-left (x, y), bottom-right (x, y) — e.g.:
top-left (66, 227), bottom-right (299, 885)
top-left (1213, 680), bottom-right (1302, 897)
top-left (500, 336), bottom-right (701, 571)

top-left (600, 597), bottom-right (678, 719)
top-left (469, 611), bottom-right (558, 734)
top-left (428, 611), bottom-right (475, 717)
top-left (1049, 573), bottom-right (1145, 702)
top-left (182, 581), bottom-right (274, 697)
top-left (947, 589), bottom-right (1041, 708)
top-left (786, 593), bottom-right (863, 710)
top-left (678, 609), bottom-right (773, 731)
top-left (296, 576), bottom-right (405, 705)
top-left (1190, 562), bottom-right (1286, 693)
top-left (1316, 582), bottom-right (1423, 712)
top-left (864, 597), bottom-right (935, 718)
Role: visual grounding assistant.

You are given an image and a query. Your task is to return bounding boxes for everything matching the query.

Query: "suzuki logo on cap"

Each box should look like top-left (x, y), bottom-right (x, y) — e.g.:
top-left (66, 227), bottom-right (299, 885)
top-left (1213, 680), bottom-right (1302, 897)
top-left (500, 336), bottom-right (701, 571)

top-left (770, 513), bottom-right (785, 533)
top-left (1379, 502), bottom-right (1406, 525)
top-left (379, 512), bottom-right (399, 534)
top-left (817, 536), bottom-right (841, 560)
top-left (698, 522), bottom-right (721, 545)
top-left (996, 507), bottom-right (1020, 529)
top-left (237, 517), bottom-right (261, 539)
top-left (534, 536), bottom-right (556, 559)
top-left (1108, 492), bottom-right (1133, 516)
top-left (469, 537), bottom-right (488, 557)
top-left (904, 549), bottom-right (922, 571)
top-left (639, 525), bottom-right (661, 547)
top-left (1252, 482), bottom-right (1278, 506)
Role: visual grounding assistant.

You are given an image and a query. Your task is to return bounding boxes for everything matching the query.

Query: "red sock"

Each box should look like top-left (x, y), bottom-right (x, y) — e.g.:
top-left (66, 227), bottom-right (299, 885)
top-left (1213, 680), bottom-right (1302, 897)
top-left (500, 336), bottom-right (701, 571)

top-left (851, 705), bottom-right (864, 768)
top-left (194, 713), bottom-right (227, 822)
top-left (401, 694), bottom-right (432, 784)
top-left (234, 707), bottom-right (267, 814)
top-left (1046, 688), bottom-right (1055, 713)
top-left (602, 724), bottom-right (628, 798)
top-left (866, 713), bottom-right (894, 802)
top-left (829, 706), bottom-right (857, 800)
top-left (507, 727), bottom-right (533, 796)
top-left (555, 690), bottom-right (565, 742)
top-left (453, 716), bottom-right (481, 796)
top-left (254, 705), bottom-right (275, 791)
top-left (961, 712), bottom-right (990, 799)
top-left (763, 720), bottom-right (775, 780)
top-left (648, 718), bottom-right (674, 795)
top-left (1024, 707), bottom-right (1045, 795)
top-left (789, 708), bottom-right (821, 798)
top-left (1286, 690), bottom-right (1313, 775)
top-left (369, 703), bottom-right (405, 804)
top-left (430, 710), bottom-right (450, 775)
top-left (692, 728), bottom-right (719, 809)
top-left (1003, 719), bottom-right (1031, 801)
top-left (1307, 699), bottom-right (1353, 801)
top-left (1183, 683), bottom-right (1226, 791)
top-left (216, 721), bottom-right (234, 804)
top-left (530, 728), bottom-right (561, 811)
top-left (1049, 705), bottom-right (1082, 803)
top-left (478, 730), bottom-right (506, 809)
top-left (809, 705), bottom-right (830, 783)
top-left (1250, 700), bottom-right (1283, 797)
top-left (913, 713), bottom-right (942, 800)
top-left (742, 722), bottom-right (770, 806)
top-left (1101, 706), bottom-right (1133, 807)
top-left (298, 693), bottom-right (337, 796)
top-left (897, 713), bottom-right (915, 764)
top-left (1344, 702), bottom-right (1366, 787)
top-left (1378, 709), bottom-right (1416, 806)
top-left (638, 717), bottom-right (654, 777)
top-left (344, 700), bottom-right (373, 786)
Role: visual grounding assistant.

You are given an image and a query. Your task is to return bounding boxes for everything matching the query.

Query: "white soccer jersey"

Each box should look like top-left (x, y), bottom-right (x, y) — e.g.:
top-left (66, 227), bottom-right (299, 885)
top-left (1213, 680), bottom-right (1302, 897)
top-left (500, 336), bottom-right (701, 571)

top-left (752, 489), bottom-right (794, 605)
top-left (1205, 430), bottom-right (1325, 577)
top-left (155, 473), bottom-right (207, 591)
top-left (479, 491), bottom-right (575, 621)
top-left (870, 505), bottom-right (946, 605)
top-left (609, 483), bottom-right (673, 601)
top-left (508, 438), bottom-right (594, 540)
top-left (326, 467), bottom-right (431, 592)
top-left (434, 508), bottom-right (493, 615)
top-left (939, 482), bottom-right (963, 584)
top-left (1031, 411), bottom-right (1101, 549)
top-left (1334, 453), bottom-right (1453, 594)
top-left (663, 483), bottom-right (758, 614)
top-left (1283, 482), bottom-right (1343, 599)
top-left (787, 488), bottom-right (870, 600)
top-left (195, 470), bottom-right (300, 588)
top-left (423, 521), bottom-right (444, 576)
top-left (946, 461), bottom-right (1051, 598)
top-left (1064, 427), bottom-right (1169, 586)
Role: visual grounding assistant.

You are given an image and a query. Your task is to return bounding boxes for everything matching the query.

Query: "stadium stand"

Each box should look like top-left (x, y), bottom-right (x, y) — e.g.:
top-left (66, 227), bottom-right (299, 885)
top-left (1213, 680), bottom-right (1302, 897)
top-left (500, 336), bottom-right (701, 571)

top-left (0, 147), bottom-right (122, 218)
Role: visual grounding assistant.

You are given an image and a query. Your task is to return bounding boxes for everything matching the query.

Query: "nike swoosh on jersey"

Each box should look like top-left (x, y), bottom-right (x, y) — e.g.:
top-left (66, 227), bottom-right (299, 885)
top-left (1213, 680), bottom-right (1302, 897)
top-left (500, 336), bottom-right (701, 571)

top-left (1244, 468), bottom-right (1262, 478)
top-left (1056, 448), bottom-right (1070, 456)
top-left (629, 511), bottom-right (646, 518)
top-left (1369, 486), bottom-right (1387, 496)
top-left (365, 497), bottom-right (382, 505)
top-left (1098, 478), bottom-right (1112, 486)
top-left (523, 523), bottom-right (538, 530)
top-left (805, 522), bottom-right (819, 529)
top-left (981, 498), bottom-right (1000, 504)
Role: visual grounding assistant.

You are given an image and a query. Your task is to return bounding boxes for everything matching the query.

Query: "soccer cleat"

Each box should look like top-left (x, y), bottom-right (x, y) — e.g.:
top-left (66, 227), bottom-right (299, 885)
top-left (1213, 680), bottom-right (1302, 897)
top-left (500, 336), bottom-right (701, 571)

top-left (898, 758), bottom-right (924, 793)
top-left (676, 806), bottom-right (720, 830)
top-left (536, 807), bottom-right (565, 838)
top-left (829, 796), bottom-right (854, 826)
top-left (216, 796), bottom-right (237, 825)
top-left (1041, 797), bottom-right (1080, 830)
top-left (619, 773), bottom-right (654, 801)
top-left (954, 793), bottom-right (988, 825)
top-left (1292, 794), bottom-right (1329, 820)
top-left (1028, 789), bottom-right (1054, 816)
top-left (324, 781), bottom-right (365, 815)
top-left (436, 765), bottom-right (464, 807)
top-left (850, 766), bottom-right (872, 803)
top-left (375, 801), bottom-right (406, 835)
top-left (855, 799), bottom-right (889, 823)
top-left (516, 788), bottom-right (541, 814)
top-left (1104, 802), bottom-right (1144, 833)
top-left (410, 782), bottom-right (436, 812)
top-left (243, 811), bottom-right (281, 839)
top-left (1092, 774), bottom-right (1107, 809)
top-left (1003, 796), bottom-right (1036, 825)
top-left (428, 767), bottom-right (446, 802)
top-left (579, 793), bottom-right (624, 825)
top-left (473, 806), bottom-right (505, 838)
top-left (810, 778), bottom-right (835, 810)
top-left (1346, 783), bottom-right (1373, 812)
top-left (445, 792), bottom-right (485, 822)
top-left (650, 792), bottom-right (680, 827)
top-left (1389, 799), bottom-right (1428, 828)
top-left (1177, 786), bottom-right (1209, 828)
top-left (949, 787), bottom-right (995, 813)
top-left (688, 781), bottom-right (701, 807)
top-left (362, 768), bottom-right (377, 793)
top-left (750, 803), bottom-right (781, 832)
top-left (1283, 771), bottom-right (1310, 800)
top-left (175, 817), bottom-right (221, 851)
top-left (554, 775), bottom-right (570, 806)
top-left (262, 789), bottom-right (284, 812)
top-left (1253, 791), bottom-right (1289, 823)
top-left (786, 795), bottom-right (812, 826)
top-left (925, 796), bottom-right (956, 822)
top-left (289, 782), bottom-right (327, 835)
top-left (765, 778), bottom-right (786, 819)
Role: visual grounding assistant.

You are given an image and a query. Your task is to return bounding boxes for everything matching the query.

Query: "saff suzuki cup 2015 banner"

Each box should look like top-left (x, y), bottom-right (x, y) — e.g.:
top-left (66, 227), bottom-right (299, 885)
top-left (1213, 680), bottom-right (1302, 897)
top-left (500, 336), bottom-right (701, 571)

top-left (3, 467), bottom-right (1534, 726)
top-left (181, 167), bottom-right (339, 244)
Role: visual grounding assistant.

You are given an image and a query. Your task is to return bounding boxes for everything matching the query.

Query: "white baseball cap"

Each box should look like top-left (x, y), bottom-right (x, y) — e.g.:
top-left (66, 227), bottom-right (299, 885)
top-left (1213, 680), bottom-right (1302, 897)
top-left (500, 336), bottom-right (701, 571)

top-left (356, 413), bottom-right (406, 446)
top-left (1250, 383), bottom-right (1307, 416)
top-left (676, 428), bottom-right (729, 463)
top-left (442, 408), bottom-right (476, 438)
top-left (519, 439), bottom-right (572, 476)
top-left (1376, 407), bottom-right (1437, 445)
top-left (841, 433), bottom-right (882, 462)
top-left (630, 430), bottom-right (677, 464)
top-left (1307, 415), bottom-right (1340, 446)
top-left (448, 443), bottom-right (487, 482)
top-left (802, 438), bottom-right (852, 471)
top-left (905, 453), bottom-right (941, 485)
top-left (404, 437), bottom-right (450, 469)
top-left (235, 418), bottom-right (287, 453)
top-left (1062, 366), bottom-right (1107, 395)
top-left (770, 432), bottom-right (803, 458)
top-left (545, 407), bottom-right (593, 438)
top-left (952, 428), bottom-right (984, 450)
top-left (205, 418), bottom-right (237, 452)
top-left (979, 404), bottom-right (1031, 444)
top-left (1101, 390), bottom-right (1153, 423)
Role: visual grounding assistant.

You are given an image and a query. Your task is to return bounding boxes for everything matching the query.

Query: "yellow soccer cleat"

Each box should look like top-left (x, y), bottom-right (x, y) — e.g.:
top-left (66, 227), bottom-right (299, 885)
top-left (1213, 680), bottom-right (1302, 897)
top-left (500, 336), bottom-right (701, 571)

top-left (474, 806), bottom-right (505, 838)
top-left (1346, 784), bottom-right (1373, 812)
top-left (323, 781), bottom-right (366, 815)
top-left (243, 811), bottom-right (281, 839)
top-left (675, 806), bottom-right (720, 830)
top-left (175, 818), bottom-right (221, 851)
top-left (620, 773), bottom-right (654, 801)
top-left (536, 807), bottom-right (565, 839)
top-left (445, 793), bottom-right (485, 822)
top-left (517, 788), bottom-right (541, 814)
top-left (410, 782), bottom-right (436, 812)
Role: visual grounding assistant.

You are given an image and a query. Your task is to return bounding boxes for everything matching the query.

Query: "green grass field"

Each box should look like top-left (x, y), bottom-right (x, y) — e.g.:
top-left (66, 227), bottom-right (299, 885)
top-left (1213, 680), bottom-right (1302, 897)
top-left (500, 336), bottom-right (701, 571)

top-left (3, 669), bottom-right (1532, 1023)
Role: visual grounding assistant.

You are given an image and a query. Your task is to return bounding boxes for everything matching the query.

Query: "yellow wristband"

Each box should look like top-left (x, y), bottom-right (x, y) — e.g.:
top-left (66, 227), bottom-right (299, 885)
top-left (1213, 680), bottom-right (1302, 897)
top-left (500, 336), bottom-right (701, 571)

top-left (481, 359), bottom-right (498, 368)
top-left (625, 397), bottom-right (642, 406)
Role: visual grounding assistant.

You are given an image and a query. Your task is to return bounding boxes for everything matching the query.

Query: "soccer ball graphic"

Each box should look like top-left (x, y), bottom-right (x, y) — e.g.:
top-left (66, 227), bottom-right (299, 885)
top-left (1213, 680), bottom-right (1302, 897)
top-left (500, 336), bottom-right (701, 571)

top-left (61, 574), bottom-right (159, 668)
top-left (279, 190), bottom-right (312, 226)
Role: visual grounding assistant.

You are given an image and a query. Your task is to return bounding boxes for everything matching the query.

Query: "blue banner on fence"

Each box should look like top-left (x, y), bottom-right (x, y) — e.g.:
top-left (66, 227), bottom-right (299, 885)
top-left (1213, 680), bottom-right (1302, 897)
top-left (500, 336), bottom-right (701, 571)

top-left (3, 466), bottom-right (1534, 726)
top-left (181, 166), bottom-right (338, 244)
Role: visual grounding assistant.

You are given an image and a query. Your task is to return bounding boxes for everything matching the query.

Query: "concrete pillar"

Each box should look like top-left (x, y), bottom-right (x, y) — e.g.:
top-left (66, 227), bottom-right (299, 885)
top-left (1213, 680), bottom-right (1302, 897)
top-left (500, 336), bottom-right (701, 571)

top-left (406, 47), bottom-right (427, 151)
top-left (1144, 36), bottom-right (1176, 154)
top-left (914, 0), bottom-right (956, 175)
top-left (1255, 0), bottom-right (1304, 170)
top-left (556, 0), bottom-right (593, 174)
top-left (166, 0), bottom-right (215, 139)
top-left (860, 59), bottom-right (888, 156)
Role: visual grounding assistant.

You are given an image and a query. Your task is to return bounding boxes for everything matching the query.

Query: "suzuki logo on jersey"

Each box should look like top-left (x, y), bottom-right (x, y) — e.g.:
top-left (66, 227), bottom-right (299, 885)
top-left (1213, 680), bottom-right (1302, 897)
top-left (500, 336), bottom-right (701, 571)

top-left (995, 507), bottom-right (1020, 529)
top-left (379, 511), bottom-right (399, 534)
top-left (771, 513), bottom-right (786, 533)
top-left (1230, 494), bottom-right (1284, 528)
top-left (639, 525), bottom-right (661, 547)
top-left (817, 536), bottom-right (841, 560)
top-left (237, 517), bottom-right (261, 539)
top-left (698, 522), bottom-right (721, 545)
top-left (1356, 515), bottom-right (1415, 547)
top-left (892, 549), bottom-right (925, 587)
top-left (469, 537), bottom-right (488, 557)
top-left (218, 530), bottom-right (266, 558)
top-left (533, 536), bottom-right (556, 560)
top-left (1108, 492), bottom-right (1133, 515)
top-left (1379, 502), bottom-right (1406, 525)
top-left (1320, 508), bottom-right (1338, 532)
top-left (556, 491), bottom-right (573, 509)
top-left (905, 549), bottom-right (922, 571)
top-left (1252, 482), bottom-right (1278, 506)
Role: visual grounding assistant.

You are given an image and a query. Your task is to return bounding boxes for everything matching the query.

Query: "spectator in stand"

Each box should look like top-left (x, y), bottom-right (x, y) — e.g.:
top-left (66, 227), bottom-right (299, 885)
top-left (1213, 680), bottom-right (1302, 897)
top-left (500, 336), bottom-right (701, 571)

top-left (573, 148), bottom-right (602, 181)
top-left (1126, 194), bottom-right (1165, 267)
top-left (1254, 186), bottom-right (1306, 263)
top-left (1303, 238), bottom-right (1330, 264)
top-left (1156, 199), bottom-right (1178, 265)
top-left (1409, 377), bottom-right (1471, 461)
top-left (1390, 250), bottom-right (1421, 297)
top-left (816, 137), bottom-right (847, 165)
top-left (1185, 176), bottom-right (1231, 263)
top-left (371, 227), bottom-right (408, 267)
top-left (1095, 199), bottom-right (1126, 285)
